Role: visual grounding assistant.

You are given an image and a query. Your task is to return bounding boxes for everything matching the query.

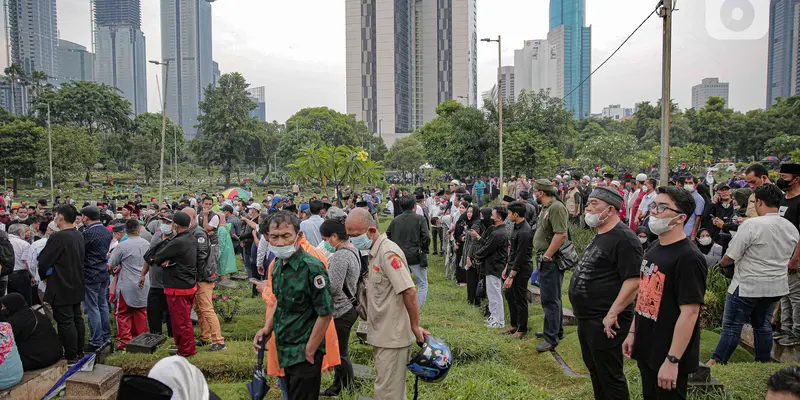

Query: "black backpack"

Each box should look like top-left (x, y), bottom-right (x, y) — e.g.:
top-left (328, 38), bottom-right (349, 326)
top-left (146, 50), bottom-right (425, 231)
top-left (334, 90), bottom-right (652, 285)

top-left (0, 231), bottom-right (16, 277)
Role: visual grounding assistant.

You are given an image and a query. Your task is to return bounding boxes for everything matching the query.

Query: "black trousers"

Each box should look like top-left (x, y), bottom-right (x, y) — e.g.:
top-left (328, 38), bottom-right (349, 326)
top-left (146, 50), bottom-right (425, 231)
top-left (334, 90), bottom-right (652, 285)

top-left (505, 273), bottom-right (531, 333)
top-left (329, 307), bottom-right (358, 393)
top-left (577, 318), bottom-right (631, 400)
top-left (466, 267), bottom-right (479, 305)
top-left (147, 288), bottom-right (173, 337)
top-left (454, 244), bottom-right (466, 283)
top-left (0, 277), bottom-right (6, 297)
top-left (431, 227), bottom-right (442, 254)
top-left (638, 360), bottom-right (689, 400)
top-left (285, 350), bottom-right (324, 400)
top-left (7, 270), bottom-right (32, 306)
top-left (52, 303), bottom-right (85, 360)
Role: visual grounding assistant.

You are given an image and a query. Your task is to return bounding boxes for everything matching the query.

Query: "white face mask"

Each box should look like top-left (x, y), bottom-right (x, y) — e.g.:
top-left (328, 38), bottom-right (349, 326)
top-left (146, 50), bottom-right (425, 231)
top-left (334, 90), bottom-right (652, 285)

top-left (684, 184), bottom-right (695, 193)
top-left (698, 237), bottom-right (713, 246)
top-left (584, 207), bottom-right (611, 228)
top-left (639, 236), bottom-right (648, 244)
top-left (649, 216), bottom-right (678, 236)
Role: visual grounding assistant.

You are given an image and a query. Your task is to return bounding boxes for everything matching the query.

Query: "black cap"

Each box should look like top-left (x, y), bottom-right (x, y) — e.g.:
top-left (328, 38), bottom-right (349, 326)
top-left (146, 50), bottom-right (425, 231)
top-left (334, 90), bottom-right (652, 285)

top-left (603, 173), bottom-right (614, 179)
top-left (172, 212), bottom-right (191, 228)
top-left (437, 190), bottom-right (444, 196)
top-left (717, 184), bottom-right (731, 191)
top-left (284, 204), bottom-right (297, 213)
top-left (780, 163), bottom-right (800, 175)
top-left (415, 194), bottom-right (425, 200)
top-left (322, 202), bottom-right (332, 210)
top-left (356, 201), bottom-right (368, 207)
top-left (37, 198), bottom-right (47, 206)
top-left (81, 205), bottom-right (102, 220)
top-left (221, 204), bottom-right (234, 213)
top-left (503, 195), bottom-right (515, 202)
top-left (112, 223), bottom-right (126, 233)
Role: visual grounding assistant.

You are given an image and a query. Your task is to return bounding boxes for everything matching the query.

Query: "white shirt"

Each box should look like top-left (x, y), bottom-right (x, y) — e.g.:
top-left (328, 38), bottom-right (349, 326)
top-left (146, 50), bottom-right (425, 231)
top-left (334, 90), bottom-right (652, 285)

top-left (197, 213), bottom-right (220, 228)
top-left (24, 237), bottom-right (47, 287)
top-left (415, 204), bottom-right (425, 217)
top-left (725, 213), bottom-right (799, 297)
top-left (386, 200), bottom-right (394, 215)
top-left (9, 234), bottom-right (31, 272)
top-left (429, 201), bottom-right (442, 220)
top-left (639, 191), bottom-right (657, 217)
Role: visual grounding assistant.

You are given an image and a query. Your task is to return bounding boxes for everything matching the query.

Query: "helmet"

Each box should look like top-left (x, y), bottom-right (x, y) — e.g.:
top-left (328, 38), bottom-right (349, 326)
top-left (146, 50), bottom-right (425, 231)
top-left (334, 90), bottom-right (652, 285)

top-left (636, 173), bottom-right (648, 182)
top-left (406, 335), bottom-right (453, 383)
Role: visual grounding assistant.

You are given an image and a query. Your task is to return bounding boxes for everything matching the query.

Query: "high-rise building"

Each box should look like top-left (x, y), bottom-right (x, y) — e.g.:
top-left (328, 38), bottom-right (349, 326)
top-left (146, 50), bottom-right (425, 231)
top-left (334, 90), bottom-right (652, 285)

top-left (691, 77), bottom-right (730, 109)
top-left (247, 86), bottom-right (267, 122)
top-left (346, 0), bottom-right (477, 144)
top-left (767, 0), bottom-right (800, 107)
top-left (549, 0), bottom-right (591, 119)
top-left (498, 66), bottom-right (515, 103)
top-left (0, 79), bottom-right (13, 113)
top-left (212, 61), bottom-right (221, 87)
top-left (600, 104), bottom-right (633, 120)
top-left (514, 39), bottom-right (559, 100)
top-left (58, 40), bottom-right (94, 83)
top-left (94, 0), bottom-right (147, 114)
top-left (161, 0), bottom-right (214, 139)
top-left (8, 0), bottom-right (58, 114)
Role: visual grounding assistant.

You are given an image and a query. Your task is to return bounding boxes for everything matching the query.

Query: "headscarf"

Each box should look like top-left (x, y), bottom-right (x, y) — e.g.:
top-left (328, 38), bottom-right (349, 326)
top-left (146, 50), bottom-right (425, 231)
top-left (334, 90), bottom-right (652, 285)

top-left (480, 208), bottom-right (493, 230)
top-left (147, 356), bottom-right (211, 400)
top-left (0, 293), bottom-right (36, 339)
top-left (635, 226), bottom-right (651, 250)
top-left (696, 228), bottom-right (713, 255)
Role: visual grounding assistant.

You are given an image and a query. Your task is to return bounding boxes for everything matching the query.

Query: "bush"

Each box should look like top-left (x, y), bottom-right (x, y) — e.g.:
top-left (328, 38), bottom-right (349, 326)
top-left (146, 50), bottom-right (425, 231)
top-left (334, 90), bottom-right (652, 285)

top-left (701, 266), bottom-right (730, 330)
top-left (212, 293), bottom-right (241, 323)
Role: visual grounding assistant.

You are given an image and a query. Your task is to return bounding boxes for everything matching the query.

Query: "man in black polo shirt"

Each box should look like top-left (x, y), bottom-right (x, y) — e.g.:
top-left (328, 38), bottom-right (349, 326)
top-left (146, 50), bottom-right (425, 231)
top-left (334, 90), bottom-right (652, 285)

top-left (502, 201), bottom-right (533, 339)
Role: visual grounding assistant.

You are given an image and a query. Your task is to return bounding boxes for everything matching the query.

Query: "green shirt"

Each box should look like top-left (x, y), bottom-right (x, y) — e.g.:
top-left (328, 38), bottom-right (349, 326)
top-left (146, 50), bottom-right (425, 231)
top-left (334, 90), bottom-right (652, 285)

top-left (272, 248), bottom-right (334, 368)
top-left (533, 199), bottom-right (569, 255)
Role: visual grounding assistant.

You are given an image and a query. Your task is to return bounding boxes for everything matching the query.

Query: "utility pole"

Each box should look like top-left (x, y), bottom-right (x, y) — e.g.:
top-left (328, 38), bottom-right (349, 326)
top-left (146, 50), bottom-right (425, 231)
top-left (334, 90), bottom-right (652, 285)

top-left (659, 0), bottom-right (673, 186)
top-left (174, 125), bottom-right (178, 187)
top-left (481, 36), bottom-right (503, 193)
top-left (150, 60), bottom-right (170, 203)
top-left (47, 103), bottom-right (53, 205)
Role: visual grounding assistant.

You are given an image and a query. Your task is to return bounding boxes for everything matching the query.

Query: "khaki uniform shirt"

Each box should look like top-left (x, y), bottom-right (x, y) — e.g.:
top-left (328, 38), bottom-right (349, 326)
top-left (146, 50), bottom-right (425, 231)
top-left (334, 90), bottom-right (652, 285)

top-left (746, 192), bottom-right (758, 218)
top-left (367, 234), bottom-right (416, 349)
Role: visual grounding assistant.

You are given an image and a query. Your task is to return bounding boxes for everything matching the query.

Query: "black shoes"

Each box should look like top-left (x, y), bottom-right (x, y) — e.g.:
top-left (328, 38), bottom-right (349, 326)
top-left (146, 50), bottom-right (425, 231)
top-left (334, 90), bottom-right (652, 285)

top-left (534, 332), bottom-right (566, 340)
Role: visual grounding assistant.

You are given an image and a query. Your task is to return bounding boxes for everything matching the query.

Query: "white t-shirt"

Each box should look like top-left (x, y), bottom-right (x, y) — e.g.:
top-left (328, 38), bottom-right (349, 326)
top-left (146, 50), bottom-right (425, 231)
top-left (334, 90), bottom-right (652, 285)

top-left (197, 213), bottom-right (220, 228)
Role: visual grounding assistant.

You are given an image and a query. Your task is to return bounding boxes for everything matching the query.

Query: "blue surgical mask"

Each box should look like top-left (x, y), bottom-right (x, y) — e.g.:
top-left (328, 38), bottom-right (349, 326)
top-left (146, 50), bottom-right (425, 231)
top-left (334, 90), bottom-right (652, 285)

top-left (270, 240), bottom-right (298, 260)
top-left (351, 233), bottom-right (372, 250)
top-left (160, 224), bottom-right (173, 235)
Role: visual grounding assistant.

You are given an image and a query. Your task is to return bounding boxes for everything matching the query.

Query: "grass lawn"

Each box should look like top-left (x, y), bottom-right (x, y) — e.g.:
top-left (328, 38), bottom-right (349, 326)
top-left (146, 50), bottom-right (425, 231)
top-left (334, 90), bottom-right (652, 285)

top-left (105, 220), bottom-right (783, 399)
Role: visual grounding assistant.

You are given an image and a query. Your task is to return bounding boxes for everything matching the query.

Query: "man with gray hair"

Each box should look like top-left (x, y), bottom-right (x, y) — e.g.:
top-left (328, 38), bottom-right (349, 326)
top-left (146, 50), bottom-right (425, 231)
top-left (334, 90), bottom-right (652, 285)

top-left (6, 223), bottom-right (31, 304)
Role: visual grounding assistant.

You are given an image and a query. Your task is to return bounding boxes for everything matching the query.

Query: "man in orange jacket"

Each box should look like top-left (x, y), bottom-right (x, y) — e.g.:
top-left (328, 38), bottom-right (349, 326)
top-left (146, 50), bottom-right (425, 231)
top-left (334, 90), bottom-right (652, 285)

top-left (253, 212), bottom-right (341, 399)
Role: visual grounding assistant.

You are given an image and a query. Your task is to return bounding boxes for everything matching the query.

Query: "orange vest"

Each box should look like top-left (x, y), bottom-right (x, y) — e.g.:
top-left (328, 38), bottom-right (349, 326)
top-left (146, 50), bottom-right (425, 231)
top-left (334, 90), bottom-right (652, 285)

top-left (262, 238), bottom-right (341, 376)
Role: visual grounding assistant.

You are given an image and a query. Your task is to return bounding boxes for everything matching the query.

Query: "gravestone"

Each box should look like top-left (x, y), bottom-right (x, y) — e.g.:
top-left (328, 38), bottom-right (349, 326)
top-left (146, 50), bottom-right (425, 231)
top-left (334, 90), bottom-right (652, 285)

top-left (562, 308), bottom-right (577, 326)
top-left (231, 272), bottom-right (250, 281)
top-left (688, 363), bottom-right (725, 394)
top-left (352, 364), bottom-right (374, 381)
top-left (64, 364), bottom-right (123, 400)
top-left (126, 333), bottom-right (167, 354)
top-left (217, 279), bottom-right (239, 290)
top-left (0, 360), bottom-right (67, 400)
top-left (356, 321), bottom-right (369, 344)
top-left (528, 286), bottom-right (542, 305)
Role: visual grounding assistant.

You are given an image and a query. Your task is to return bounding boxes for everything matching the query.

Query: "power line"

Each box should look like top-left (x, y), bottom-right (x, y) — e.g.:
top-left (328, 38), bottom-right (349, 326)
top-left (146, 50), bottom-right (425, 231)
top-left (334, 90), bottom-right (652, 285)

top-left (562, 1), bottom-right (662, 102)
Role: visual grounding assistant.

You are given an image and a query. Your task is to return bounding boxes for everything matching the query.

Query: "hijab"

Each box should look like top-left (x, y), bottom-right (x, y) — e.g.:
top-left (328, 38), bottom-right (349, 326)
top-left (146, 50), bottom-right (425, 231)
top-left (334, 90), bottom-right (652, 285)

top-left (696, 229), bottom-right (714, 255)
top-left (0, 293), bottom-right (35, 338)
top-left (635, 226), bottom-right (651, 250)
top-left (148, 356), bottom-right (211, 400)
top-left (480, 208), bottom-right (493, 230)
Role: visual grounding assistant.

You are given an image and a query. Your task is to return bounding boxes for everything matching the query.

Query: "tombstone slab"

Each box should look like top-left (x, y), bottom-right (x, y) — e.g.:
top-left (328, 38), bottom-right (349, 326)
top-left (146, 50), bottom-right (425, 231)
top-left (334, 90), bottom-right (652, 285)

top-left (562, 308), bottom-right (577, 326)
top-left (527, 286), bottom-right (542, 305)
top-left (356, 321), bottom-right (369, 344)
top-left (0, 360), bottom-right (68, 400)
top-left (126, 333), bottom-right (167, 354)
top-left (352, 363), bottom-right (375, 381)
top-left (688, 363), bottom-right (725, 395)
top-left (217, 279), bottom-right (239, 290)
top-left (65, 364), bottom-right (123, 398)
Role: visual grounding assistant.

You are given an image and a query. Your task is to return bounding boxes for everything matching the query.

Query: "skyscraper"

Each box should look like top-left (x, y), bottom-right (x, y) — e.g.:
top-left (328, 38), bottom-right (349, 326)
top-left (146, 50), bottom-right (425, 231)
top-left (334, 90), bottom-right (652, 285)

top-left (8, 0), bottom-right (58, 114)
top-left (247, 86), bottom-right (267, 122)
top-left (549, 0), bottom-right (591, 119)
top-left (212, 61), bottom-right (221, 87)
top-left (58, 40), bottom-right (94, 83)
top-left (498, 66), bottom-right (515, 103)
top-left (767, 0), bottom-right (800, 107)
top-left (346, 0), bottom-right (477, 144)
top-left (161, 0), bottom-right (214, 139)
top-left (514, 39), bottom-right (559, 100)
top-left (94, 0), bottom-right (147, 114)
top-left (691, 77), bottom-right (730, 109)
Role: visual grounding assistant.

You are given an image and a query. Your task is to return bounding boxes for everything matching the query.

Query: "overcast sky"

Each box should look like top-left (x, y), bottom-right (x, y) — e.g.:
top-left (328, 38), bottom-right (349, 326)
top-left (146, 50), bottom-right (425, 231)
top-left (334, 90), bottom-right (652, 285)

top-left (8, 0), bottom-right (769, 123)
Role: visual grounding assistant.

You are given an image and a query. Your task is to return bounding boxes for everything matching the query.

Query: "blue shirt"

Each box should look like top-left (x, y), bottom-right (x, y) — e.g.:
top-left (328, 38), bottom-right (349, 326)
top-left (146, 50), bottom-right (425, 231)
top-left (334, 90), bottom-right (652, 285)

top-left (300, 215), bottom-right (324, 247)
top-left (474, 181), bottom-right (486, 195)
top-left (684, 191), bottom-right (705, 238)
top-left (83, 223), bottom-right (112, 284)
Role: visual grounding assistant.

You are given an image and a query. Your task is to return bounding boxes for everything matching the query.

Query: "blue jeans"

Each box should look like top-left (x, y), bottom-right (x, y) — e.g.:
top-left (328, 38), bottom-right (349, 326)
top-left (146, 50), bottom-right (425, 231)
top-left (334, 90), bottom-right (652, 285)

top-left (539, 261), bottom-right (564, 345)
top-left (409, 264), bottom-right (428, 307)
top-left (711, 288), bottom-right (779, 364)
top-left (84, 280), bottom-right (111, 347)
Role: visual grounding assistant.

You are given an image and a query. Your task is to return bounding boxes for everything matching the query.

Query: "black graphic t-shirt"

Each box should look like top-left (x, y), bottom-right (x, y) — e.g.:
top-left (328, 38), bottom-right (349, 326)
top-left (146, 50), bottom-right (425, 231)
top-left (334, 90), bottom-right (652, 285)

top-left (632, 238), bottom-right (707, 373)
top-left (569, 222), bottom-right (642, 320)
top-left (779, 194), bottom-right (800, 234)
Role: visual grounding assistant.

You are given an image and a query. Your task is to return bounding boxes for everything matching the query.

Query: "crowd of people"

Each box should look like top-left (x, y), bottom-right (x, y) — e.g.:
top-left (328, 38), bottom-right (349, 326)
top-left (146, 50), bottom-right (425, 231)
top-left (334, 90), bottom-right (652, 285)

top-left (0, 161), bottom-right (800, 400)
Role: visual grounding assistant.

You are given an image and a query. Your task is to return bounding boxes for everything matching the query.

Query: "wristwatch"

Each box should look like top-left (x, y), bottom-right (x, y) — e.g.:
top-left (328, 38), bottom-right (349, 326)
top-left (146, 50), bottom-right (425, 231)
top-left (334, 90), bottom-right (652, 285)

top-left (542, 255), bottom-right (553, 262)
top-left (666, 354), bottom-right (680, 364)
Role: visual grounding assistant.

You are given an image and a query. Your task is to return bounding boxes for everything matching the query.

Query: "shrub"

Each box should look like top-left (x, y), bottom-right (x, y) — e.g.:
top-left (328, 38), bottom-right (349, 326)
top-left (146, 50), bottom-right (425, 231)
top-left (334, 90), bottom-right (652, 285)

top-left (701, 266), bottom-right (729, 330)
top-left (212, 293), bottom-right (241, 323)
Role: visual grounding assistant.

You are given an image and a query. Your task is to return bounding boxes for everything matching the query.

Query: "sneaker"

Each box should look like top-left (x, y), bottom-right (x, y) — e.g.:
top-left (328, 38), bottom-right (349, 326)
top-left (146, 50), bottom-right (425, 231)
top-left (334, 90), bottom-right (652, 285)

top-left (196, 339), bottom-right (210, 347)
top-left (779, 336), bottom-right (800, 347)
top-left (774, 330), bottom-right (790, 340)
top-left (500, 328), bottom-right (517, 335)
top-left (486, 321), bottom-right (505, 329)
top-left (534, 332), bottom-right (566, 340)
top-left (536, 341), bottom-right (557, 352)
top-left (207, 343), bottom-right (227, 352)
top-left (512, 332), bottom-right (526, 340)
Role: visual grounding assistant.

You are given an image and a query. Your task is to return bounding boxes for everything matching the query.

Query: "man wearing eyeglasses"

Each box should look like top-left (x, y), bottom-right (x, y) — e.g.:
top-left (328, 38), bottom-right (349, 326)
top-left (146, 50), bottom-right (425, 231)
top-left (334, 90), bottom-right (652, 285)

top-left (623, 186), bottom-right (707, 399)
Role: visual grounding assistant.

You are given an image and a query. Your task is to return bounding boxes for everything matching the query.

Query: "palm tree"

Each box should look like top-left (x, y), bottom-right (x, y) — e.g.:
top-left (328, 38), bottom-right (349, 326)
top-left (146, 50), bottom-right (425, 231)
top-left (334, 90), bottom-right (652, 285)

top-left (3, 63), bottom-right (26, 115)
top-left (29, 70), bottom-right (48, 98)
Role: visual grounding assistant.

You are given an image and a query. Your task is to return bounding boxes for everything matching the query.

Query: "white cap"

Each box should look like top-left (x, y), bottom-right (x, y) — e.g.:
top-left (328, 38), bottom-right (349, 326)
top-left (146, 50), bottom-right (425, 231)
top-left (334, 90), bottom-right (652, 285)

top-left (583, 175), bottom-right (590, 181)
top-left (611, 180), bottom-right (621, 187)
top-left (450, 179), bottom-right (461, 186)
top-left (47, 221), bottom-right (60, 232)
top-left (636, 173), bottom-right (648, 182)
top-left (555, 175), bottom-right (562, 180)
top-left (247, 203), bottom-right (262, 212)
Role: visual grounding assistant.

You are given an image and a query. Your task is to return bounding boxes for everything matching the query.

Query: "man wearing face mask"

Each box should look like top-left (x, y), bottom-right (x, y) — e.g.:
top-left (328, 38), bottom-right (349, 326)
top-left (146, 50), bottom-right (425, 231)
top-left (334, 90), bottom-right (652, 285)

top-left (677, 176), bottom-right (704, 242)
top-left (623, 187), bottom-right (707, 399)
top-left (252, 211), bottom-right (334, 399)
top-left (708, 185), bottom-right (736, 248)
top-left (777, 163), bottom-right (800, 347)
top-left (569, 186), bottom-right (642, 399)
top-left (139, 216), bottom-right (175, 337)
top-left (741, 163), bottom-right (771, 222)
top-left (345, 208), bottom-right (428, 400)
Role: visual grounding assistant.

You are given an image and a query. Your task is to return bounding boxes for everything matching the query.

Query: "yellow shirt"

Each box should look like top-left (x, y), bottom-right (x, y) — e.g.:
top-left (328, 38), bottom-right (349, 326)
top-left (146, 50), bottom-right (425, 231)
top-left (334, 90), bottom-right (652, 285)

top-left (366, 234), bottom-right (416, 349)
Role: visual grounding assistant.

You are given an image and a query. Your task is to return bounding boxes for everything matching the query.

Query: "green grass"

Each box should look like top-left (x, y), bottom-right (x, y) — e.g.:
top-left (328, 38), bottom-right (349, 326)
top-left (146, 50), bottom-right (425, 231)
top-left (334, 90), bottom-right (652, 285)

top-left (103, 224), bottom-right (782, 399)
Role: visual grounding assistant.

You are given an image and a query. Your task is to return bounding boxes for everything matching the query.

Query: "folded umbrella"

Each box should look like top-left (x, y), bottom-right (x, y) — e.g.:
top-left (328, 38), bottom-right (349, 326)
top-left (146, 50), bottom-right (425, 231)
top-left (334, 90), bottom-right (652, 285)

top-left (247, 334), bottom-right (270, 400)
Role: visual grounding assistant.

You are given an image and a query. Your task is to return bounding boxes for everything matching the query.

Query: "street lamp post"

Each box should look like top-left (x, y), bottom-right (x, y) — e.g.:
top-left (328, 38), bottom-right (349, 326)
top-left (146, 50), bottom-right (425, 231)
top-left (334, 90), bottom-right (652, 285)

top-left (481, 36), bottom-right (503, 194)
top-left (149, 59), bottom-right (170, 204)
top-left (47, 103), bottom-right (53, 205)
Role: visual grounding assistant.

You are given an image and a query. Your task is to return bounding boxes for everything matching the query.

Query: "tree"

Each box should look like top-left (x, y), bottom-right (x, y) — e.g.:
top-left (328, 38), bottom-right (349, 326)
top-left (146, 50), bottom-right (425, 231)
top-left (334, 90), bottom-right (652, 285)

top-left (288, 144), bottom-right (383, 202)
top-left (385, 136), bottom-right (426, 173)
top-left (764, 135), bottom-right (800, 158)
top-left (287, 107), bottom-right (359, 147)
top-left (30, 81), bottom-right (132, 136)
top-left (574, 131), bottom-right (638, 172)
top-left (3, 63), bottom-right (26, 115)
top-left (503, 129), bottom-right (560, 178)
top-left (130, 113), bottom-right (185, 185)
top-left (0, 120), bottom-right (40, 191)
top-left (40, 124), bottom-right (101, 184)
top-left (196, 72), bottom-right (262, 186)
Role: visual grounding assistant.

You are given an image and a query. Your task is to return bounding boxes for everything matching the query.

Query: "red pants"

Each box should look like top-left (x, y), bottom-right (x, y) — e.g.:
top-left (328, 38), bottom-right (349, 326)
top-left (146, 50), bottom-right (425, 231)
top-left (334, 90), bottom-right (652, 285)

top-left (116, 294), bottom-right (148, 347)
top-left (166, 293), bottom-right (196, 357)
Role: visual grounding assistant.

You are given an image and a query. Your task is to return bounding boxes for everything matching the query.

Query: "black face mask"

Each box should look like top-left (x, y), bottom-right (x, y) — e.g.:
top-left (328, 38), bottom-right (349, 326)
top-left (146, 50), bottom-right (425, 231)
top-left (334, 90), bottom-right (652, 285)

top-left (777, 178), bottom-right (792, 190)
